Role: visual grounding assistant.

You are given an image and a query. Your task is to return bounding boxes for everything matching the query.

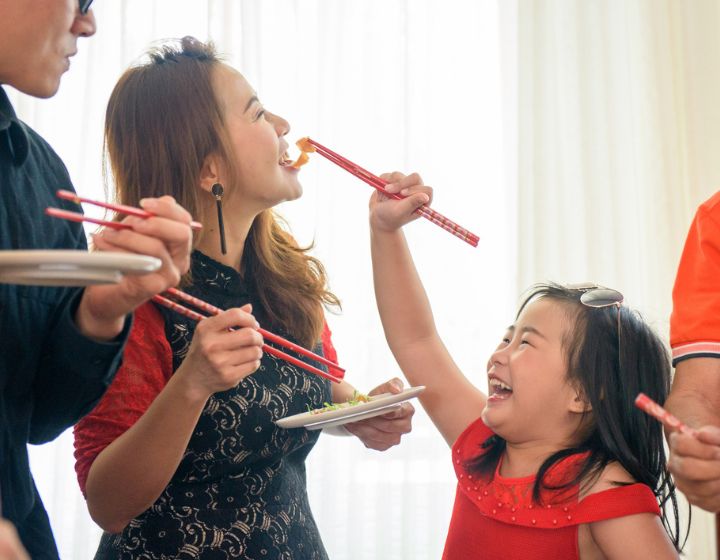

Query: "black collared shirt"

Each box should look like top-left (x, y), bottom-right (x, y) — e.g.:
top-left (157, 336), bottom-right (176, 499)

top-left (0, 85), bottom-right (131, 559)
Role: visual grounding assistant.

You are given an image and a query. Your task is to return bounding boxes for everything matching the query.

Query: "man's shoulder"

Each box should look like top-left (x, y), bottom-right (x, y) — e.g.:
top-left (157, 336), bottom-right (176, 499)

top-left (16, 119), bottom-right (62, 160)
top-left (698, 191), bottom-right (720, 222)
top-left (0, 117), bottom-right (70, 180)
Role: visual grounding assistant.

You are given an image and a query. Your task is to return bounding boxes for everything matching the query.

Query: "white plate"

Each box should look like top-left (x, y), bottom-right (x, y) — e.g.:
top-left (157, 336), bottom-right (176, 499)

top-left (276, 386), bottom-right (425, 431)
top-left (0, 250), bottom-right (162, 286)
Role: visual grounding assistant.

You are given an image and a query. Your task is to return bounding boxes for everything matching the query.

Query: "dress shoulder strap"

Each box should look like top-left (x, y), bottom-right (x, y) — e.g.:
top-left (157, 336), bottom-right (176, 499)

top-left (572, 483), bottom-right (660, 524)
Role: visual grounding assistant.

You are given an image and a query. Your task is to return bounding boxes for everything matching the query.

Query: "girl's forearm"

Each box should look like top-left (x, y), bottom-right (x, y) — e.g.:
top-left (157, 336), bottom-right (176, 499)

top-left (370, 227), bottom-right (438, 349)
top-left (370, 225), bottom-right (485, 444)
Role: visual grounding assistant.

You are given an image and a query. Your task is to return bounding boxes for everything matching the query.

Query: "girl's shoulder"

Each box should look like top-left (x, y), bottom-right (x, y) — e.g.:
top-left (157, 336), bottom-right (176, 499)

top-left (573, 462), bottom-right (660, 524)
top-left (580, 461), bottom-right (635, 499)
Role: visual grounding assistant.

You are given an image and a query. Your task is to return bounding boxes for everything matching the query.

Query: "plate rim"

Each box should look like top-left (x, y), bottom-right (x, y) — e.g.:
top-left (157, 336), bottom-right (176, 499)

top-left (0, 250), bottom-right (162, 286)
top-left (0, 250), bottom-right (161, 273)
top-left (275, 385), bottom-right (425, 430)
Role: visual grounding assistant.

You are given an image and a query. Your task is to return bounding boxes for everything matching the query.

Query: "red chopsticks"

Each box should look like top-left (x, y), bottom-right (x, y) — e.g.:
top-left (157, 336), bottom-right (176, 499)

top-left (152, 290), bottom-right (344, 384)
top-left (47, 190), bottom-right (202, 231)
top-left (166, 287), bottom-right (344, 374)
top-left (634, 393), bottom-right (698, 437)
top-left (46, 207), bottom-right (135, 231)
top-left (305, 138), bottom-right (479, 247)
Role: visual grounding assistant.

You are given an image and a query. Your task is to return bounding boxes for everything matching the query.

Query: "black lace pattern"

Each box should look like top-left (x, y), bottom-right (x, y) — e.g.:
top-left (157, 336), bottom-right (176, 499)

top-left (97, 251), bottom-right (332, 559)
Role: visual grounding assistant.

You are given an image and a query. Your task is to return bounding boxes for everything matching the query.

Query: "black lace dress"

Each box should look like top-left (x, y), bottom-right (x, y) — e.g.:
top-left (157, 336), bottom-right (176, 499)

top-left (96, 251), bottom-right (332, 559)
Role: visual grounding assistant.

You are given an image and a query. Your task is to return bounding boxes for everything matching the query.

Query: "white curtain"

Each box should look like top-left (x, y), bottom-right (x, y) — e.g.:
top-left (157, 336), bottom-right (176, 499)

top-left (20, 1), bottom-right (720, 558)
top-left (12, 1), bottom-right (513, 558)
top-left (515, 0), bottom-right (720, 557)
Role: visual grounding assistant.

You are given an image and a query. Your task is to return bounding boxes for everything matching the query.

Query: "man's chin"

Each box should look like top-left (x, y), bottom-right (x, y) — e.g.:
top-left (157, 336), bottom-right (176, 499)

top-left (13, 74), bottom-right (63, 99)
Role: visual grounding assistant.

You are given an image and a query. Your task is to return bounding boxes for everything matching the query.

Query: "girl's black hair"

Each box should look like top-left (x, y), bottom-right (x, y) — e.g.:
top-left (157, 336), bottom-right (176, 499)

top-left (466, 283), bottom-right (685, 550)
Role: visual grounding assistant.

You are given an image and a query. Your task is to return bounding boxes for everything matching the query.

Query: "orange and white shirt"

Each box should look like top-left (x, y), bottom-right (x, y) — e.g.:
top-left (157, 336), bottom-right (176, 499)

top-left (670, 191), bottom-right (720, 365)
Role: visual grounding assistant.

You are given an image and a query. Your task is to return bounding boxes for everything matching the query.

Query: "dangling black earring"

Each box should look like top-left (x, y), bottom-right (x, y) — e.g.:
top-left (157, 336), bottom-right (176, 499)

top-left (211, 183), bottom-right (227, 255)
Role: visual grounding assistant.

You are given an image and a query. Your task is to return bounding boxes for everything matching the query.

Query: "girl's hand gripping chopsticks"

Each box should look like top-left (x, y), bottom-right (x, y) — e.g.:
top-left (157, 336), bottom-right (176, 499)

top-left (370, 172), bottom-right (433, 233)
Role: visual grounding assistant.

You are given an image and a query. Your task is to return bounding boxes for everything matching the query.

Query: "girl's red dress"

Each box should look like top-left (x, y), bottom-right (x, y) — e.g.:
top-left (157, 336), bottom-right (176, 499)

top-left (442, 417), bottom-right (661, 559)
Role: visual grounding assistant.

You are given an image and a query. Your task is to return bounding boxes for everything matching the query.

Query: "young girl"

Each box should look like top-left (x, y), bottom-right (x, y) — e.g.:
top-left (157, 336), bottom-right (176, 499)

top-left (73, 38), bottom-right (414, 559)
top-left (368, 172), bottom-right (681, 558)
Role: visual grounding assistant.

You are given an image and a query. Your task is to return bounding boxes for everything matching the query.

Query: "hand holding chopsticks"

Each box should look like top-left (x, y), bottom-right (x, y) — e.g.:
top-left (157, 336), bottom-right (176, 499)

top-left (67, 195), bottom-right (194, 342)
top-left (152, 289), bottom-right (344, 384)
top-left (634, 393), bottom-right (698, 437)
top-left (302, 138), bottom-right (479, 247)
top-left (157, 298), bottom-right (268, 397)
top-left (651, 394), bottom-right (720, 513)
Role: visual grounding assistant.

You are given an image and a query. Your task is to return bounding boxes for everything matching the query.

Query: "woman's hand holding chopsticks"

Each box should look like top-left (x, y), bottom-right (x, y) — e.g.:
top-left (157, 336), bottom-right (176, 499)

top-left (75, 195), bottom-right (193, 341)
top-left (174, 304), bottom-right (264, 400)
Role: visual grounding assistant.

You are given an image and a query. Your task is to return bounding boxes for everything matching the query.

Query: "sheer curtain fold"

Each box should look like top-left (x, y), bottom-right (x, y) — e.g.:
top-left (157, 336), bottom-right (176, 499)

top-left (11, 2), bottom-right (512, 558)
top-left (11, 0), bottom-right (720, 558)
top-left (516, 1), bottom-right (720, 556)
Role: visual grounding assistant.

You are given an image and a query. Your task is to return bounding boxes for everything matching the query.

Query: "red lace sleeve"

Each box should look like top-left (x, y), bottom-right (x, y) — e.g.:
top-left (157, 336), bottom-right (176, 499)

top-left (73, 302), bottom-right (172, 496)
top-left (321, 319), bottom-right (339, 365)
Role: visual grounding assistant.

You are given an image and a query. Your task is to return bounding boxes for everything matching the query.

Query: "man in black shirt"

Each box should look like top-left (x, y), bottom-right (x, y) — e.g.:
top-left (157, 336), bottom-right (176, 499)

top-left (0, 1), bottom-right (194, 557)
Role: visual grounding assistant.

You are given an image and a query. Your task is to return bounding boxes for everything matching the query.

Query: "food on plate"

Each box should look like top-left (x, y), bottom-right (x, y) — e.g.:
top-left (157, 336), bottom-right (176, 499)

top-left (307, 390), bottom-right (370, 415)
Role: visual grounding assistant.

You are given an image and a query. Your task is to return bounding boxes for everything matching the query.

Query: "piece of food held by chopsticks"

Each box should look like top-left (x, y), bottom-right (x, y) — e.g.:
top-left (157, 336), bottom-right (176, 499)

top-left (288, 137), bottom-right (315, 169)
top-left (290, 136), bottom-right (479, 247)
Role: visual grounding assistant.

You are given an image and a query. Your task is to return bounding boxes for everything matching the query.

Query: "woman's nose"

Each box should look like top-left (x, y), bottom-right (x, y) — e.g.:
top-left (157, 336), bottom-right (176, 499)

top-left (267, 112), bottom-right (290, 137)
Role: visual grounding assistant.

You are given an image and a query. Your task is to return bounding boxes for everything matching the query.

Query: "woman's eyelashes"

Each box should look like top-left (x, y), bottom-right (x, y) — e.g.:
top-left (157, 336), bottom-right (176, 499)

top-left (254, 108), bottom-right (266, 121)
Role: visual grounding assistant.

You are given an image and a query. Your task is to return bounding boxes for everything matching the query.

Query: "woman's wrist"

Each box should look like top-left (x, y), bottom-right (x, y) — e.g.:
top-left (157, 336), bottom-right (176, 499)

top-left (167, 367), bottom-right (213, 407)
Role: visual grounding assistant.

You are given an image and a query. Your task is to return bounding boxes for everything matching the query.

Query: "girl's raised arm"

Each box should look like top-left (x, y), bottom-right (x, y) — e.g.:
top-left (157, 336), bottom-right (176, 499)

top-left (369, 172), bottom-right (485, 445)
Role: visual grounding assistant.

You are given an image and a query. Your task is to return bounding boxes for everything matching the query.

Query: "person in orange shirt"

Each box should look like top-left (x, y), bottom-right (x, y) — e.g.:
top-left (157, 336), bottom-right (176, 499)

top-left (666, 191), bottom-right (720, 512)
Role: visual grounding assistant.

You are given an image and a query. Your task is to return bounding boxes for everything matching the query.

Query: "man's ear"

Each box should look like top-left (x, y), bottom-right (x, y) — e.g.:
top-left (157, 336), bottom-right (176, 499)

top-left (199, 153), bottom-right (223, 194)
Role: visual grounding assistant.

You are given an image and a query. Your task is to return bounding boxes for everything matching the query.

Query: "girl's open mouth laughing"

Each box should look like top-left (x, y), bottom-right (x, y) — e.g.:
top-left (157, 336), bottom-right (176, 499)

top-left (487, 376), bottom-right (513, 402)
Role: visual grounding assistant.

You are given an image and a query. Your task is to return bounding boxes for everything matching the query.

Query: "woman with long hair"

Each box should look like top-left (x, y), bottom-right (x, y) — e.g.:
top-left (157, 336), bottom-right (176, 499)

top-left (73, 37), bottom-right (414, 559)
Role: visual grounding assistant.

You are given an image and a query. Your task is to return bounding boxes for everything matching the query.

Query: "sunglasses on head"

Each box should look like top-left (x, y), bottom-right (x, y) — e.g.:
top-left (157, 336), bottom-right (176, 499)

top-left (79, 0), bottom-right (94, 15)
top-left (566, 283), bottom-right (624, 309)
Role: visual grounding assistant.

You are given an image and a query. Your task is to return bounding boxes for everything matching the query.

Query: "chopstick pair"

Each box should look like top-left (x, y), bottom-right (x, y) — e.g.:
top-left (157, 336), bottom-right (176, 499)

top-left (152, 288), bottom-right (344, 384)
top-left (304, 138), bottom-right (480, 247)
top-left (46, 189), bottom-right (203, 231)
top-left (634, 393), bottom-right (698, 437)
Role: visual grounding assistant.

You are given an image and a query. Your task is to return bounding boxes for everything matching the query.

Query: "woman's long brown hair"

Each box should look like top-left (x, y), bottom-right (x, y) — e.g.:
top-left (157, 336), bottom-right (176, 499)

top-left (104, 36), bottom-right (339, 348)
